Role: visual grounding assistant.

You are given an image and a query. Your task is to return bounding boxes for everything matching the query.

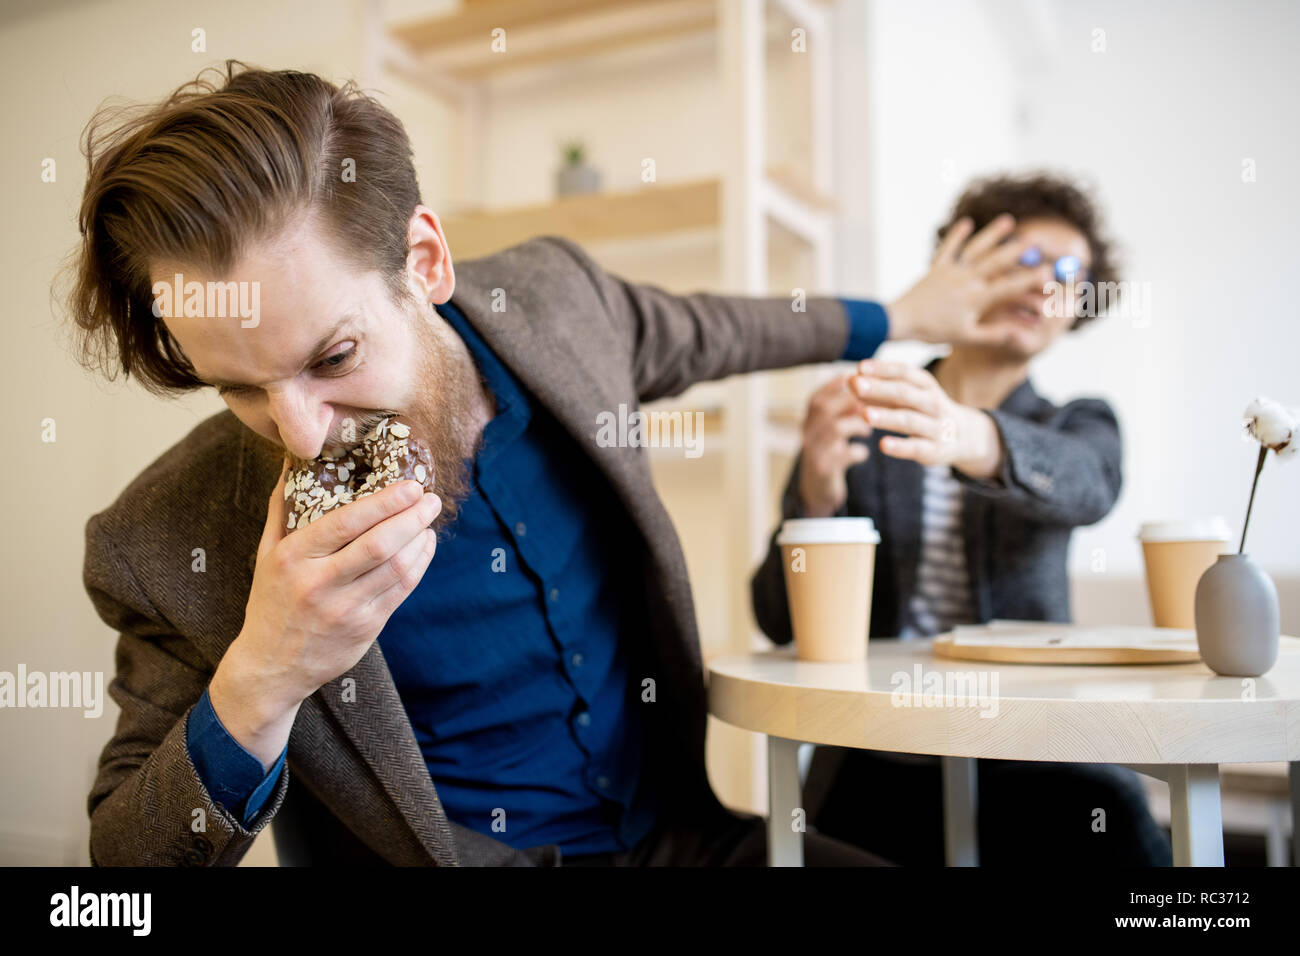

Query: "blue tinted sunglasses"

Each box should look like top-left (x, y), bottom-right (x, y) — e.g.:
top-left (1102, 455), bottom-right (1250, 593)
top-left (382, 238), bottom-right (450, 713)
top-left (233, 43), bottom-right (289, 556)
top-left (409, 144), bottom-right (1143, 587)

top-left (1019, 246), bottom-right (1086, 283)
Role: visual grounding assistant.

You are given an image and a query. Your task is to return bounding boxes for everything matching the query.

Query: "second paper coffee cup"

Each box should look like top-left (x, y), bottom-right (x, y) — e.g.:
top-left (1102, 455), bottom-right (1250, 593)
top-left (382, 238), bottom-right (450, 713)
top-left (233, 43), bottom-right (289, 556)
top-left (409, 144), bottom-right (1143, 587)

top-left (1138, 518), bottom-right (1232, 629)
top-left (777, 517), bottom-right (880, 662)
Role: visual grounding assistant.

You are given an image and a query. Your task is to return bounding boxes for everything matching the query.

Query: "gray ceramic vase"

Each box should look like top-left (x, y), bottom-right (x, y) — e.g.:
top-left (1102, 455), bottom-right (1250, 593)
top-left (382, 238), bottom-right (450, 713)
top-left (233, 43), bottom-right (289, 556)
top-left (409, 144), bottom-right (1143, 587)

top-left (1194, 553), bottom-right (1280, 677)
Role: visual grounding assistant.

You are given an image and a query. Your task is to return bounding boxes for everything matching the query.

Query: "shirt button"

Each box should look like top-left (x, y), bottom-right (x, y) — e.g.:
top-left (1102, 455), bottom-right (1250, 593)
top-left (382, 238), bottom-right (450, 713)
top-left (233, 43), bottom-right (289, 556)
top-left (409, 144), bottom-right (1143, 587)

top-left (549, 588), bottom-right (560, 602)
top-left (571, 653), bottom-right (584, 667)
top-left (515, 521), bottom-right (526, 536)
top-left (576, 711), bottom-right (591, 727)
top-left (596, 775), bottom-right (610, 790)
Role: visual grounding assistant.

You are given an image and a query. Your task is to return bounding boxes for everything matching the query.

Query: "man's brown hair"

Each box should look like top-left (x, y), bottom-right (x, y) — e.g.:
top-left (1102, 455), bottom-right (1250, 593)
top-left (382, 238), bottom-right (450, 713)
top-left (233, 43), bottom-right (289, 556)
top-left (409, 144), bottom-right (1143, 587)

top-left (936, 172), bottom-right (1120, 330)
top-left (64, 61), bottom-right (421, 396)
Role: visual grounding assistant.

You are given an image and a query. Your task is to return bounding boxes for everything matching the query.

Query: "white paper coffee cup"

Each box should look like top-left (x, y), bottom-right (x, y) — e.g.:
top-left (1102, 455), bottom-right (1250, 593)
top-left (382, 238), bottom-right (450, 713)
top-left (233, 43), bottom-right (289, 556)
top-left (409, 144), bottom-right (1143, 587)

top-left (777, 517), bottom-right (880, 662)
top-left (1138, 518), bottom-right (1232, 629)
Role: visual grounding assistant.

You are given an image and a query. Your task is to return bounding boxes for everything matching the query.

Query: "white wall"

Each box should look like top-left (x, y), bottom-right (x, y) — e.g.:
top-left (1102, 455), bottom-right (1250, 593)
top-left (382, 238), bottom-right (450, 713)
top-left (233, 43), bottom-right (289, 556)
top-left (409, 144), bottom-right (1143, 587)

top-left (0, 0), bottom-right (368, 866)
top-left (852, 0), bottom-right (1025, 425)
top-left (858, 0), bottom-right (1300, 584)
top-left (859, 0), bottom-right (1023, 304)
top-left (1023, 0), bottom-right (1300, 579)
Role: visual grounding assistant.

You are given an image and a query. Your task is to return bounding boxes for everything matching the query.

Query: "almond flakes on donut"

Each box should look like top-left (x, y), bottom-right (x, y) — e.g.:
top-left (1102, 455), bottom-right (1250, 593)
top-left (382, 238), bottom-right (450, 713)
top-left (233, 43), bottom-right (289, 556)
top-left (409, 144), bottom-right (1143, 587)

top-left (283, 416), bottom-right (436, 533)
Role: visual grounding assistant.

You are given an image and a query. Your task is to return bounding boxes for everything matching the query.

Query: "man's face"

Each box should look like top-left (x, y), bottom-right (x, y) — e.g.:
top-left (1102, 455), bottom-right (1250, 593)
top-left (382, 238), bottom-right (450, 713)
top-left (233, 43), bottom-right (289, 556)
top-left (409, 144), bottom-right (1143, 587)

top-left (155, 210), bottom-right (476, 528)
top-left (976, 217), bottom-right (1092, 359)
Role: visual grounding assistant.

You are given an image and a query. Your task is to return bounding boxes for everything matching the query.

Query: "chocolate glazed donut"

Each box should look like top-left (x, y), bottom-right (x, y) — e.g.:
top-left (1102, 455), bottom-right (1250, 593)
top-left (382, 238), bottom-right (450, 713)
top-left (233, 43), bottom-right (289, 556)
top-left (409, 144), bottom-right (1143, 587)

top-left (283, 415), bottom-right (436, 533)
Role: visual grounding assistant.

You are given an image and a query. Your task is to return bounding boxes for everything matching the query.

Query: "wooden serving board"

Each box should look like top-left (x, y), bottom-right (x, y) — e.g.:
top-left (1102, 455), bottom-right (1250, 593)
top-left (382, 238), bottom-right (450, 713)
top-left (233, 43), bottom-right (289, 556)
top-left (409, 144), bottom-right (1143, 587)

top-left (932, 620), bottom-right (1202, 665)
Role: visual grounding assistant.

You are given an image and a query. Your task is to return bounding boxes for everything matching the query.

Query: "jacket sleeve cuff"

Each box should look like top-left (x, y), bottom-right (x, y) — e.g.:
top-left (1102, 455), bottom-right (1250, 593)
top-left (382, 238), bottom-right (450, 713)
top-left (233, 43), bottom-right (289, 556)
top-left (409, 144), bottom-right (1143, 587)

top-left (950, 410), bottom-right (1014, 495)
top-left (954, 408), bottom-right (1066, 502)
top-left (186, 686), bottom-right (288, 827)
top-left (838, 299), bottom-right (889, 361)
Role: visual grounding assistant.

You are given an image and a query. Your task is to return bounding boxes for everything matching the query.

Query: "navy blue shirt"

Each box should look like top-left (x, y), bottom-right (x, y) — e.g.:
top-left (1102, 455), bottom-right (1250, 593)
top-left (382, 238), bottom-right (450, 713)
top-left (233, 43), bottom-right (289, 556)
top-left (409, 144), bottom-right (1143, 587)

top-left (185, 297), bottom-right (889, 844)
top-left (371, 301), bottom-right (661, 854)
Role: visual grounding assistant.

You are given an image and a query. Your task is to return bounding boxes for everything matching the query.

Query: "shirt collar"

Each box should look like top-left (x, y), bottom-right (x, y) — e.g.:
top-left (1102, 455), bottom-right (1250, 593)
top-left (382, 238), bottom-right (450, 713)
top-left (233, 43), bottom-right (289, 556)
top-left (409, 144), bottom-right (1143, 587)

top-left (924, 355), bottom-right (1040, 414)
top-left (435, 298), bottom-right (531, 454)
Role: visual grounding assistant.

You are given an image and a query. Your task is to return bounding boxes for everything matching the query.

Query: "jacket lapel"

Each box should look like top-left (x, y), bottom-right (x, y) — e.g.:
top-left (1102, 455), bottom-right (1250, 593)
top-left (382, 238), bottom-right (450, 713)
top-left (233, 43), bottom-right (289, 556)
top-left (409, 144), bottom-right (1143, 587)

top-left (960, 488), bottom-right (992, 622)
top-left (966, 371), bottom-right (1039, 622)
top-left (879, 442), bottom-right (922, 634)
top-left (885, 357), bottom-right (1029, 632)
top-left (449, 255), bottom-right (663, 525)
top-left (451, 258), bottom-right (724, 822)
top-left (943, 363), bottom-right (1040, 626)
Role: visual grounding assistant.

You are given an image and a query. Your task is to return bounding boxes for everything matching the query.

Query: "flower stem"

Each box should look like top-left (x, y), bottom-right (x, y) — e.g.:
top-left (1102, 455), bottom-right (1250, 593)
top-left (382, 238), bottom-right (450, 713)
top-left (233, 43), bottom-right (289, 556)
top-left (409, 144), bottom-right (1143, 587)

top-left (1239, 444), bottom-right (1269, 554)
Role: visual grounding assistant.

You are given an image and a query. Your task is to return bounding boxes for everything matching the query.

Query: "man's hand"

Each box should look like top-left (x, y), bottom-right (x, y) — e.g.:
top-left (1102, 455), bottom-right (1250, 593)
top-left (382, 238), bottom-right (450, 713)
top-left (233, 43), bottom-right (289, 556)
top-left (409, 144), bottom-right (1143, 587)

top-left (849, 359), bottom-right (1004, 479)
top-left (209, 464), bottom-right (442, 769)
top-left (796, 373), bottom-right (873, 517)
top-left (885, 214), bottom-right (1054, 346)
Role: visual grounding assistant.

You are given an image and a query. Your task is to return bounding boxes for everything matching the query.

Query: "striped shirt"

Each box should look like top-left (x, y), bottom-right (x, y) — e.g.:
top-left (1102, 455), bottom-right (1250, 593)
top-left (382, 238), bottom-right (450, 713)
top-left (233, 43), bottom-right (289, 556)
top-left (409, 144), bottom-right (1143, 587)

top-left (903, 464), bottom-right (976, 638)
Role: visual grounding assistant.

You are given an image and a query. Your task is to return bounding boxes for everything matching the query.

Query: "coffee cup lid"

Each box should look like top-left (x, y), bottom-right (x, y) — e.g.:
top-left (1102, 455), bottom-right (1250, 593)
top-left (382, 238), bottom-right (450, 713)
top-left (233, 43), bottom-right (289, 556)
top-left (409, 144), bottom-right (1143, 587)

top-left (777, 516), bottom-right (880, 545)
top-left (1137, 517), bottom-right (1232, 542)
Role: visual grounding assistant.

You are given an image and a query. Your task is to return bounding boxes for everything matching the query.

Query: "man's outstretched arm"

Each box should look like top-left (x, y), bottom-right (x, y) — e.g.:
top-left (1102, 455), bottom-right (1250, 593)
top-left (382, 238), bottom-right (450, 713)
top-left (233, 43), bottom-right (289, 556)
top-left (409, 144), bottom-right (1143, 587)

top-left (542, 215), bottom-right (1053, 403)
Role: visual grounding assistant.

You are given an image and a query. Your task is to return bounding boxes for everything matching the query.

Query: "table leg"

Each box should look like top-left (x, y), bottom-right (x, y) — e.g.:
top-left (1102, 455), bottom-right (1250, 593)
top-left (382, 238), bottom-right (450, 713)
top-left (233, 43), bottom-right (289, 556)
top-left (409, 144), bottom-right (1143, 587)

top-left (941, 756), bottom-right (979, 866)
top-left (1167, 764), bottom-right (1224, 866)
top-left (767, 735), bottom-right (804, 867)
top-left (1290, 761), bottom-right (1299, 867)
top-left (1265, 801), bottom-right (1288, 867)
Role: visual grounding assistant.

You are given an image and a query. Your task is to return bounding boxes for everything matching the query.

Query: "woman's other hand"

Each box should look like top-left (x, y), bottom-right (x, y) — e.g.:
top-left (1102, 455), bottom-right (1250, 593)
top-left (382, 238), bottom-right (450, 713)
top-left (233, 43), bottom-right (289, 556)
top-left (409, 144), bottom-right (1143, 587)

top-left (849, 359), bottom-right (1004, 480)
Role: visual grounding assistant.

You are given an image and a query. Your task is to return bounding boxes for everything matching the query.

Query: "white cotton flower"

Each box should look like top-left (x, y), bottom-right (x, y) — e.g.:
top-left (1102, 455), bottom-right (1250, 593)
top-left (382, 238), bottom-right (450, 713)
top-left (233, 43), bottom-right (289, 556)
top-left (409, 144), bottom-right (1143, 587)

top-left (1243, 396), bottom-right (1297, 456)
top-left (1276, 414), bottom-right (1300, 460)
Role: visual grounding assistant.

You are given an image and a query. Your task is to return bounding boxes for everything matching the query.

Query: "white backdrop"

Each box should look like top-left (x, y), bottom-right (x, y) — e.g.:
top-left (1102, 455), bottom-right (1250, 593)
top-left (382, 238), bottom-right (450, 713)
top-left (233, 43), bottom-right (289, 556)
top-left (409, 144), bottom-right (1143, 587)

top-left (858, 0), bottom-right (1300, 578)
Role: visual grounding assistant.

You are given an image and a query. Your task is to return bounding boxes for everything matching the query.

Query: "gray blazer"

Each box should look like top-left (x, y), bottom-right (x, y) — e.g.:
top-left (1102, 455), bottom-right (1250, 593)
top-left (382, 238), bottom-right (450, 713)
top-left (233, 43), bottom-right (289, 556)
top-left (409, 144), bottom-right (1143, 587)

top-left (752, 360), bottom-right (1123, 641)
top-left (83, 235), bottom-right (858, 866)
top-left (750, 360), bottom-right (1122, 815)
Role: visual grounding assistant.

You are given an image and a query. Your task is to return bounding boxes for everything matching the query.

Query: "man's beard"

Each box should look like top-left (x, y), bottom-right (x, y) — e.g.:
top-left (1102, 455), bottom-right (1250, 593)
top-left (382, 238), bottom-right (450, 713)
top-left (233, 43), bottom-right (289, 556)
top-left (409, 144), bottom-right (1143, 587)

top-left (403, 304), bottom-right (481, 537)
top-left (345, 303), bottom-right (481, 538)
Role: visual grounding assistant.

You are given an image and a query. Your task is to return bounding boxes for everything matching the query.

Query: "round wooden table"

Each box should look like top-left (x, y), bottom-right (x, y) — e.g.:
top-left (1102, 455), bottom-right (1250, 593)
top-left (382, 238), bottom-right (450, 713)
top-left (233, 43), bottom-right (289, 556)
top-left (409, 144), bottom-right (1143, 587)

top-left (707, 634), bottom-right (1300, 867)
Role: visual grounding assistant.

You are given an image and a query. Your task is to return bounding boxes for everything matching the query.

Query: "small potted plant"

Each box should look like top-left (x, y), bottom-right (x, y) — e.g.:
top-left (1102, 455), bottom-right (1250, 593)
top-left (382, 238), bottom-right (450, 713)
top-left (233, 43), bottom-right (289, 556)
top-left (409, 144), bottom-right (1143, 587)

top-left (1194, 396), bottom-right (1296, 676)
top-left (556, 139), bottom-right (601, 197)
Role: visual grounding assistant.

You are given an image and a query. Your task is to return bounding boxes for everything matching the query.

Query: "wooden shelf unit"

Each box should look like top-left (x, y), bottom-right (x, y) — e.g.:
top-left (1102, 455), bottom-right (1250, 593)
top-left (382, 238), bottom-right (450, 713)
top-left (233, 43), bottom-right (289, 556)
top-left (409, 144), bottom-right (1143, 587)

top-left (441, 165), bottom-right (832, 259)
top-left (388, 0), bottom-right (830, 80)
top-left (392, 0), bottom-right (717, 79)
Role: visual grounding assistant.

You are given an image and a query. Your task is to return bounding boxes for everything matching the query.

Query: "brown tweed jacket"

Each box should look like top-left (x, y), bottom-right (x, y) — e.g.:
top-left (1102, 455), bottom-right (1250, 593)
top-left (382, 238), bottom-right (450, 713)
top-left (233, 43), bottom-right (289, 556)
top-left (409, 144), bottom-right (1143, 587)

top-left (83, 234), bottom-right (855, 866)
